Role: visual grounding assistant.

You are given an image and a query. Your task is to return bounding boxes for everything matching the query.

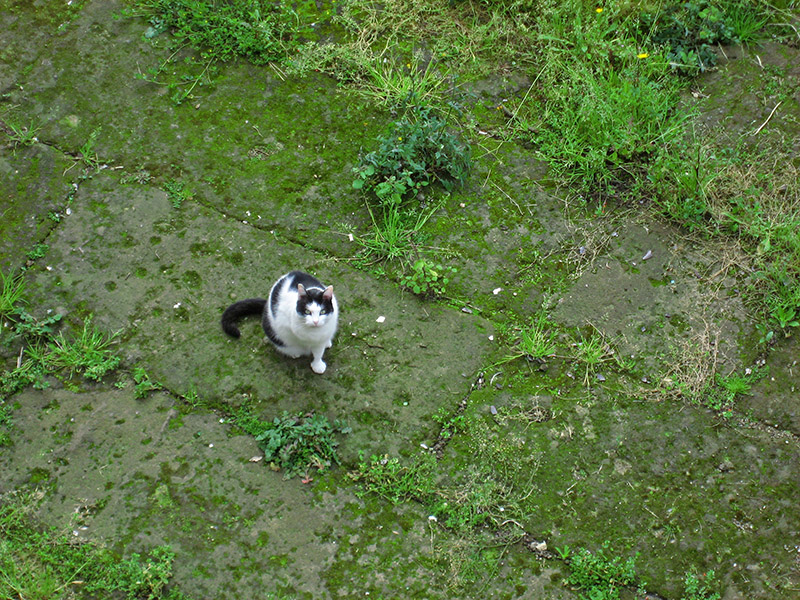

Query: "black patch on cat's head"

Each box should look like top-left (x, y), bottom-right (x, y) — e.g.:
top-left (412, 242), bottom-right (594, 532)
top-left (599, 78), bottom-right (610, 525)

top-left (296, 284), bottom-right (335, 316)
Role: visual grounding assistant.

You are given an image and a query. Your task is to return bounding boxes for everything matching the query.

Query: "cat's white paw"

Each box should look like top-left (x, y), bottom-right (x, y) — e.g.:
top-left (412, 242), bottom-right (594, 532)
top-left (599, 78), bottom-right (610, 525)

top-left (311, 360), bottom-right (327, 374)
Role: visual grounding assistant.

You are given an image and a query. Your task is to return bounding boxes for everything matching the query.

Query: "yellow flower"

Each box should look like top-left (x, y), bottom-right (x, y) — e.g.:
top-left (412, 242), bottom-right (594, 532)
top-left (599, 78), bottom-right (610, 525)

top-left (637, 52), bottom-right (649, 59)
top-left (595, 7), bottom-right (603, 13)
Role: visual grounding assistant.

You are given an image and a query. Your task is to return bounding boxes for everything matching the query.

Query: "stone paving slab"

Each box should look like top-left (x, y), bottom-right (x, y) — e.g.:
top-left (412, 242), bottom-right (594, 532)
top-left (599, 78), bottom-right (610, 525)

top-left (1, 385), bottom-right (575, 599)
top-left (24, 169), bottom-right (495, 460)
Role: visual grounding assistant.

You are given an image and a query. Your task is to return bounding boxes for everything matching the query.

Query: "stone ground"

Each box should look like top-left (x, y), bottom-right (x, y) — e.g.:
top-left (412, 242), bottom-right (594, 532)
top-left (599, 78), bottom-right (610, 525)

top-left (1, 2), bottom-right (799, 599)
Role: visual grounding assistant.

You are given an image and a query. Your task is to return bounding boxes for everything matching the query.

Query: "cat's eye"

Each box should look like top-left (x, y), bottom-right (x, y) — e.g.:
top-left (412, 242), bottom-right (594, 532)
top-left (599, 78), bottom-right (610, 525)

top-left (304, 308), bottom-right (312, 315)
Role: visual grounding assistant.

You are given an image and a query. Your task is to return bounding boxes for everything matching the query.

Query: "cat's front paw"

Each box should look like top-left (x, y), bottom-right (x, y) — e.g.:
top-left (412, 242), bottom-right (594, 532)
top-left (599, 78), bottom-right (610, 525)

top-left (311, 360), bottom-right (327, 374)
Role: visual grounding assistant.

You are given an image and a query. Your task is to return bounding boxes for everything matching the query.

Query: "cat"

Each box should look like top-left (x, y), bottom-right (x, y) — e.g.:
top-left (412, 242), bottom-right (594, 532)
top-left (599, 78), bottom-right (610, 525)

top-left (221, 271), bottom-right (338, 374)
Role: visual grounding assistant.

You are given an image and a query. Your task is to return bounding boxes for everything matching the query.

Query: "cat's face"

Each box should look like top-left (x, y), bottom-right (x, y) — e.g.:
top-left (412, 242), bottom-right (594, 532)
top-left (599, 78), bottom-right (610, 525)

top-left (296, 284), bottom-right (335, 327)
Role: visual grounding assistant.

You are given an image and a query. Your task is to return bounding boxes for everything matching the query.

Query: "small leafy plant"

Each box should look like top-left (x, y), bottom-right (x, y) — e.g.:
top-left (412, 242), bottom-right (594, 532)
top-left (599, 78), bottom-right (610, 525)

top-left (681, 569), bottom-right (721, 600)
top-left (353, 106), bottom-right (471, 209)
top-left (25, 243), bottom-right (49, 262)
top-left (254, 411), bottom-right (351, 479)
top-left (162, 178), bottom-right (192, 208)
top-left (133, 367), bottom-right (162, 399)
top-left (639, 1), bottom-right (737, 75)
top-left (400, 258), bottom-right (455, 298)
top-left (565, 542), bottom-right (639, 600)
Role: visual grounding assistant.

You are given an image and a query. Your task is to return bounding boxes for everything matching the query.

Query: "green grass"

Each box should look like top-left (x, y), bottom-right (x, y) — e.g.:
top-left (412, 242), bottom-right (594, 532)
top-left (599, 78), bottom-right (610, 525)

top-left (2, 118), bottom-right (41, 149)
top-left (0, 270), bottom-right (25, 320)
top-left (0, 491), bottom-right (190, 599)
top-left (43, 316), bottom-right (121, 382)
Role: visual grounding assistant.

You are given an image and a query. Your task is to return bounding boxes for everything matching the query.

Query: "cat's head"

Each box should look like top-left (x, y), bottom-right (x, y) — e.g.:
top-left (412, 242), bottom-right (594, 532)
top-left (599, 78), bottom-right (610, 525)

top-left (296, 284), bottom-right (335, 327)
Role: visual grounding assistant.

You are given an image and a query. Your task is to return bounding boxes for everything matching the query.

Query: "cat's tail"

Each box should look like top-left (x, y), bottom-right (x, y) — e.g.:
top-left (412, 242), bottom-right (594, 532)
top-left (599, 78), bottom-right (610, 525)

top-left (221, 298), bottom-right (267, 338)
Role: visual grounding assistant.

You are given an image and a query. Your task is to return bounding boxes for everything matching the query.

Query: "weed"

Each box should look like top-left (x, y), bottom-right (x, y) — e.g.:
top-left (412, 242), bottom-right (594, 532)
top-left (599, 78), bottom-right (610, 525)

top-left (353, 105), bottom-right (470, 208)
top-left (2, 118), bottom-right (40, 149)
top-left (639, 1), bottom-right (738, 75)
top-left (0, 271), bottom-right (25, 320)
top-left (400, 258), bottom-right (455, 298)
top-left (352, 200), bottom-right (438, 264)
top-left (518, 311), bottom-right (559, 361)
top-left (495, 310), bottom-right (559, 367)
top-left (11, 310), bottom-right (63, 339)
top-left (350, 451), bottom-right (437, 503)
top-left (359, 53), bottom-right (451, 109)
top-left (681, 569), bottom-right (721, 600)
top-left (78, 127), bottom-right (102, 169)
top-left (25, 243), bottom-right (49, 262)
top-left (432, 407), bottom-right (466, 442)
top-left (247, 411), bottom-right (351, 479)
top-left (0, 351), bottom-right (48, 400)
top-left (565, 542), bottom-right (639, 600)
top-left (509, 0), bottom-right (680, 198)
top-left (119, 545), bottom-right (179, 600)
top-left (129, 0), bottom-right (328, 64)
top-left (703, 368), bottom-right (763, 416)
top-left (43, 315), bottom-right (121, 382)
top-left (571, 326), bottom-right (618, 386)
top-left (162, 178), bottom-right (192, 208)
top-left (133, 367), bottom-right (162, 398)
top-left (650, 135), bottom-right (719, 231)
top-left (724, 2), bottom-right (770, 45)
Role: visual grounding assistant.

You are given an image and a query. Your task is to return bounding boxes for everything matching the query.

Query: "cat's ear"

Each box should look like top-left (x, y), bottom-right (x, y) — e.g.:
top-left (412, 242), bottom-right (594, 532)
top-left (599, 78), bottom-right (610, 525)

top-left (323, 285), bottom-right (334, 301)
top-left (297, 283), bottom-right (307, 298)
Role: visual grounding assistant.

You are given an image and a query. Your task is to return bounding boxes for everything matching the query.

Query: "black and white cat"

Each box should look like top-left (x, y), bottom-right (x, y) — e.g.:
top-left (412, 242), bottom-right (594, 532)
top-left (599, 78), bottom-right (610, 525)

top-left (221, 271), bottom-right (338, 374)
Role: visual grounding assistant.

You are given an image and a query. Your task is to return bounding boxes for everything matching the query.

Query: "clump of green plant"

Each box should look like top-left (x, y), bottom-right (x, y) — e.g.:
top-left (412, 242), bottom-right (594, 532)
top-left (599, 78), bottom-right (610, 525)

top-left (681, 569), bottom-right (721, 600)
top-left (353, 106), bottom-right (470, 207)
top-left (702, 368), bottom-right (763, 417)
top-left (133, 367), bottom-right (162, 398)
top-left (252, 411), bottom-right (351, 479)
top-left (11, 310), bottom-right (63, 338)
top-left (432, 406), bottom-right (466, 442)
top-left (0, 270), bottom-right (26, 320)
top-left (41, 315), bottom-right (121, 382)
top-left (25, 243), bottom-right (49, 262)
top-left (639, 2), bottom-right (732, 74)
top-left (350, 106), bottom-right (468, 265)
top-left (494, 310), bottom-right (559, 367)
top-left (77, 127), bottom-right (102, 169)
top-left (0, 490), bottom-right (190, 599)
top-left (507, 0), bottom-right (679, 199)
top-left (400, 258), bottom-right (456, 297)
top-left (563, 542), bottom-right (640, 600)
top-left (571, 327), bottom-right (618, 386)
top-left (162, 178), bottom-right (192, 208)
top-left (2, 118), bottom-right (40, 149)
top-left (350, 451), bottom-right (437, 503)
top-left (119, 545), bottom-right (181, 600)
top-left (129, 0), bottom-right (330, 64)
